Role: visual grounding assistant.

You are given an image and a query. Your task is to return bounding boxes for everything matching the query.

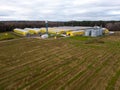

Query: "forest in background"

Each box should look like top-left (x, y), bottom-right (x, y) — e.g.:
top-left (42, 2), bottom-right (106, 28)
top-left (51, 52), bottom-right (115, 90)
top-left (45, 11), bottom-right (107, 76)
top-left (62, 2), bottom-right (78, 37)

top-left (0, 21), bottom-right (120, 32)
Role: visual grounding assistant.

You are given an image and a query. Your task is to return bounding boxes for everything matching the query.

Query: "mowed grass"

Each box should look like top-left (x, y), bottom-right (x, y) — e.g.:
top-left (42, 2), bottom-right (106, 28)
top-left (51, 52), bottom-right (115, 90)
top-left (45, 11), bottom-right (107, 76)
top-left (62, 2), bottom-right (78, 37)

top-left (0, 32), bottom-right (120, 90)
top-left (0, 32), bottom-right (21, 41)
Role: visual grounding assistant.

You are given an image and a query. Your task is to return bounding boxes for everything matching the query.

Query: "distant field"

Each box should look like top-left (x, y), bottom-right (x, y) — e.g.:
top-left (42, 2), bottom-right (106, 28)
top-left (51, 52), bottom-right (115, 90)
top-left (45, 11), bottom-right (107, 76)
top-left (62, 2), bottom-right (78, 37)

top-left (0, 32), bottom-right (120, 90)
top-left (0, 32), bottom-right (21, 41)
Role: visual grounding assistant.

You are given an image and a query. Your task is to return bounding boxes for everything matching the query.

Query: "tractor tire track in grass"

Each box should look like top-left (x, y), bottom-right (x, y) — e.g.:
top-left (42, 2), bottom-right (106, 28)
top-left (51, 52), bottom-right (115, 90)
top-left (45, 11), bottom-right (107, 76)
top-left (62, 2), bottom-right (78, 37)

top-left (0, 39), bottom-right (72, 70)
top-left (114, 77), bottom-right (120, 90)
top-left (59, 47), bottom-right (111, 90)
top-left (106, 70), bottom-right (120, 90)
top-left (76, 52), bottom-right (118, 90)
top-left (0, 38), bottom-right (63, 60)
top-left (0, 43), bottom-right (89, 88)
top-left (0, 43), bottom-right (70, 74)
top-left (0, 39), bottom-right (63, 63)
top-left (29, 48), bottom-right (100, 90)
top-left (0, 38), bottom-right (38, 49)
top-left (0, 45), bottom-right (78, 86)
top-left (17, 48), bottom-right (95, 90)
top-left (0, 43), bottom-right (78, 76)
top-left (0, 34), bottom-right (120, 90)
top-left (0, 40), bottom-right (69, 79)
top-left (4, 48), bottom-right (81, 88)
top-left (62, 43), bottom-right (119, 89)
top-left (86, 57), bottom-right (119, 90)
top-left (89, 50), bottom-right (120, 90)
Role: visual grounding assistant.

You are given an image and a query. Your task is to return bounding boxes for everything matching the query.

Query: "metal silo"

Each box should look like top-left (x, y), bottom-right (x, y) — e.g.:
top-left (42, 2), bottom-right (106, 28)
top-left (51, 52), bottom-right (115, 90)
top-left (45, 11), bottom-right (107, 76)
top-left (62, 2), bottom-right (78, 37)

top-left (85, 29), bottom-right (91, 36)
top-left (99, 29), bottom-right (103, 36)
top-left (91, 30), bottom-right (98, 37)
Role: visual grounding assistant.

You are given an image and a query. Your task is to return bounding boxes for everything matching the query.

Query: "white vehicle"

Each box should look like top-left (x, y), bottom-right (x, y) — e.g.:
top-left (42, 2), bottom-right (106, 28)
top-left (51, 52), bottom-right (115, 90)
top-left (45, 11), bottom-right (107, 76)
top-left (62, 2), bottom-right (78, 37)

top-left (41, 34), bottom-right (49, 39)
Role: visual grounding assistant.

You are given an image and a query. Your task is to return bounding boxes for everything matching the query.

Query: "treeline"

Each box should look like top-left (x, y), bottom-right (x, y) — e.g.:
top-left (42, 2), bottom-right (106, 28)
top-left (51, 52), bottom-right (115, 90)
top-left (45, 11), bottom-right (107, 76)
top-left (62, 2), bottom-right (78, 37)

top-left (0, 21), bottom-right (120, 32)
top-left (64, 21), bottom-right (120, 31)
top-left (0, 21), bottom-right (64, 32)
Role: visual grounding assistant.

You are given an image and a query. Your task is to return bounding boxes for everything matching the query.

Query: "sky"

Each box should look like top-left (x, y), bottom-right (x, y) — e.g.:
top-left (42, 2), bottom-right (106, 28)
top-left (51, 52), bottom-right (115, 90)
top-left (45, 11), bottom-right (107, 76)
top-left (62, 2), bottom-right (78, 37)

top-left (0, 0), bottom-right (120, 21)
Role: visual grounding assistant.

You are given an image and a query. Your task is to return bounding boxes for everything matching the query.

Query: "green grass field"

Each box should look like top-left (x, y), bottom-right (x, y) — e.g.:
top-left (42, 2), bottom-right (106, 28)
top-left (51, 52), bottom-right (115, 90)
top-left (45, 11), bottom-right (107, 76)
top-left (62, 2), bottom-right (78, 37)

top-left (0, 32), bottom-right (120, 90)
top-left (0, 32), bottom-right (21, 41)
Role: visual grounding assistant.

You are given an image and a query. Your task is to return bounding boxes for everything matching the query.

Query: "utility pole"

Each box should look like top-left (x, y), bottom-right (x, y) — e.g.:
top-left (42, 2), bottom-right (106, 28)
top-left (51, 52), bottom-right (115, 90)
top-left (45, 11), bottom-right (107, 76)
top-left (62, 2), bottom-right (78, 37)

top-left (45, 20), bottom-right (48, 34)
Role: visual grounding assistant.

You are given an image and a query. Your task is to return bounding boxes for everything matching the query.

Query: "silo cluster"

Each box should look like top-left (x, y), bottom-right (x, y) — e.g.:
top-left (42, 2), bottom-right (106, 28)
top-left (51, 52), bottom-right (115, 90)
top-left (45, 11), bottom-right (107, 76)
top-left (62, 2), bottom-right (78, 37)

top-left (85, 27), bottom-right (104, 37)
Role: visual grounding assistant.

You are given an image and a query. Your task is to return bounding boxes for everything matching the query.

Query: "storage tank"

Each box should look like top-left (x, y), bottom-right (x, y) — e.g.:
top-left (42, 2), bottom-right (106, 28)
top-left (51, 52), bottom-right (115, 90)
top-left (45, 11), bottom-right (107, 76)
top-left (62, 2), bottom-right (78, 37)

top-left (99, 29), bottom-right (103, 36)
top-left (85, 29), bottom-right (91, 36)
top-left (97, 29), bottom-right (103, 36)
top-left (91, 30), bottom-right (98, 37)
top-left (96, 29), bottom-right (100, 36)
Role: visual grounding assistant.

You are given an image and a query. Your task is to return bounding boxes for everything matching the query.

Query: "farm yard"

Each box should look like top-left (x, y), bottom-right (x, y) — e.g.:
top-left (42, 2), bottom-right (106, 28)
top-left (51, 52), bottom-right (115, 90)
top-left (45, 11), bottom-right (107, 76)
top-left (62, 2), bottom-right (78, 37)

top-left (0, 32), bottom-right (120, 90)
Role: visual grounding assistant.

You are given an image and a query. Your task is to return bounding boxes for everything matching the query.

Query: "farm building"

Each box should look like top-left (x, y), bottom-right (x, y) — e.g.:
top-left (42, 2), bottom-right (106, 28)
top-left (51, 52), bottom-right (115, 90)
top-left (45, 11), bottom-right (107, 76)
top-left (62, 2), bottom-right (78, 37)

top-left (53, 28), bottom-right (72, 34)
top-left (84, 27), bottom-right (110, 37)
top-left (13, 26), bottom-right (110, 37)
top-left (40, 28), bottom-right (49, 33)
top-left (14, 28), bottom-right (29, 36)
top-left (40, 27), bottom-right (72, 34)
top-left (24, 28), bottom-right (41, 34)
top-left (84, 29), bottom-right (103, 37)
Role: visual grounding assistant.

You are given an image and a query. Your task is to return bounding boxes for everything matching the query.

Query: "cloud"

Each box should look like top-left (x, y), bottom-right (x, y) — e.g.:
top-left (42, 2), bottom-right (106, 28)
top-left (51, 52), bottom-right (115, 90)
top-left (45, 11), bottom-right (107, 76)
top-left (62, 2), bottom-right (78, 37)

top-left (0, 0), bottom-right (120, 21)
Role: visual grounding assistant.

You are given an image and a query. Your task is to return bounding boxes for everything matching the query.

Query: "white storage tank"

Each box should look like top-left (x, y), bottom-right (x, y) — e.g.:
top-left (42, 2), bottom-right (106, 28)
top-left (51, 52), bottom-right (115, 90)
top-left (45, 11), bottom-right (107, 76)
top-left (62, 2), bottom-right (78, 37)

top-left (96, 29), bottom-right (99, 36)
top-left (85, 30), bottom-right (91, 36)
top-left (91, 30), bottom-right (98, 37)
top-left (99, 29), bottom-right (103, 36)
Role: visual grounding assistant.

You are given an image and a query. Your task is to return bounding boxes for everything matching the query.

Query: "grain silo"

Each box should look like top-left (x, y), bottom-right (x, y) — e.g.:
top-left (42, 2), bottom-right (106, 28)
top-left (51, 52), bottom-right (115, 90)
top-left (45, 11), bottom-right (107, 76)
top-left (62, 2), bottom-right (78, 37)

top-left (99, 29), bottom-right (103, 36)
top-left (84, 29), bottom-right (91, 36)
top-left (91, 29), bottom-right (98, 37)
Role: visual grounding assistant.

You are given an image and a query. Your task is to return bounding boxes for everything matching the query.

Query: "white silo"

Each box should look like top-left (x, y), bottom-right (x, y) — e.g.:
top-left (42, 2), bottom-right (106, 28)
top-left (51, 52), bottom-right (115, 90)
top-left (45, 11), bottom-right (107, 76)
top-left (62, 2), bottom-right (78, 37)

top-left (91, 29), bottom-right (98, 37)
top-left (99, 29), bottom-right (103, 36)
top-left (85, 29), bottom-right (91, 36)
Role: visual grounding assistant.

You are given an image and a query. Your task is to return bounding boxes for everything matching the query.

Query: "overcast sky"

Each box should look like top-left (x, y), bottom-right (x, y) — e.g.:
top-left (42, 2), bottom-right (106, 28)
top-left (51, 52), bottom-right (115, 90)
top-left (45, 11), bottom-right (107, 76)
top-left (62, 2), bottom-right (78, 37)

top-left (0, 0), bottom-right (120, 21)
